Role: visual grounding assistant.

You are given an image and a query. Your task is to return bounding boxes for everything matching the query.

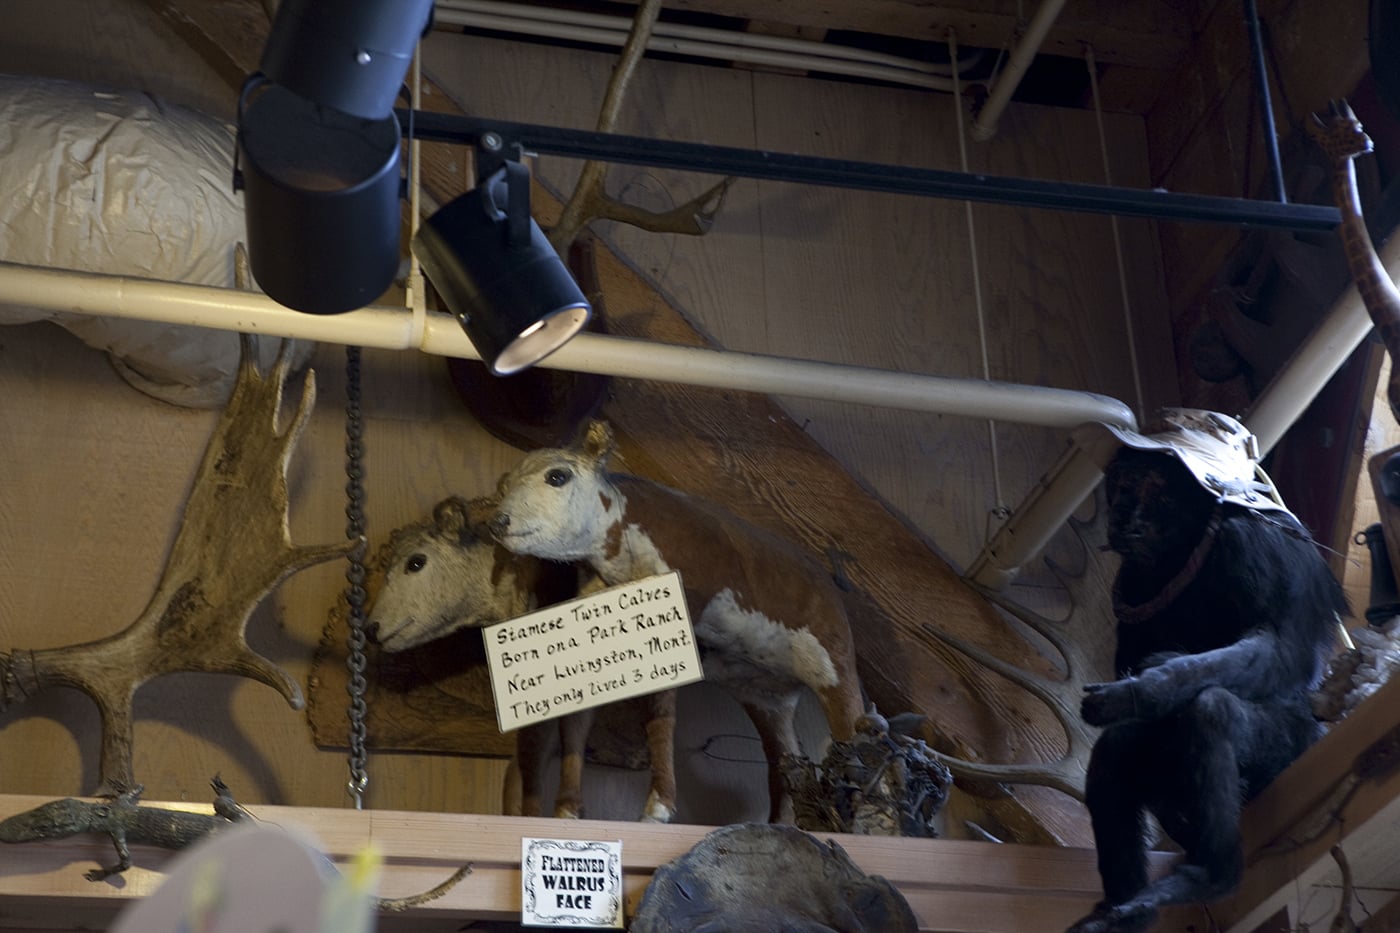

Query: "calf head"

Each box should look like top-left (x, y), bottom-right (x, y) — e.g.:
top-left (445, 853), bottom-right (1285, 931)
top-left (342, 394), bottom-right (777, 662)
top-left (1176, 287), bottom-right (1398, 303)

top-left (369, 495), bottom-right (536, 651)
top-left (492, 420), bottom-right (622, 562)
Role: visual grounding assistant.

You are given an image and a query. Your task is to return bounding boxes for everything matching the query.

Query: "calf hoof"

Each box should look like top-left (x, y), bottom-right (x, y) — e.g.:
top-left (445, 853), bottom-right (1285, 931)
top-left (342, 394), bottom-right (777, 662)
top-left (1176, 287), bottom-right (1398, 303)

top-left (640, 791), bottom-right (674, 823)
top-left (553, 805), bottom-right (582, 820)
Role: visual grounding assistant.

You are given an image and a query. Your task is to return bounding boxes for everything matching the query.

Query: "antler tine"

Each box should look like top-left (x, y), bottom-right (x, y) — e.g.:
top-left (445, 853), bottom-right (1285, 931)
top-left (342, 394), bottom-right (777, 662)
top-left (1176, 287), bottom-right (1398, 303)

top-left (548, 0), bottom-right (732, 253)
top-left (967, 584), bottom-right (1076, 661)
top-left (584, 175), bottom-right (735, 236)
top-left (923, 752), bottom-right (1086, 801)
top-left (918, 623), bottom-right (1065, 711)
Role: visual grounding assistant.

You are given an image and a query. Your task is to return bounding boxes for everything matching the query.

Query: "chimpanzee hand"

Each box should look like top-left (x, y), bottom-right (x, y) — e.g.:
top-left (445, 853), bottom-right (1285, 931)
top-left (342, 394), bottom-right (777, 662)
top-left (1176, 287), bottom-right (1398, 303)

top-left (1083, 667), bottom-right (1175, 726)
top-left (1081, 679), bottom-right (1140, 726)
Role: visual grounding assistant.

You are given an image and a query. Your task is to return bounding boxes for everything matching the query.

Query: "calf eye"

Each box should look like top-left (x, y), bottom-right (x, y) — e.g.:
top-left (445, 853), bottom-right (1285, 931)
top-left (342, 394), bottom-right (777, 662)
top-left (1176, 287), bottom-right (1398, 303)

top-left (406, 554), bottom-right (427, 573)
top-left (545, 468), bottom-right (572, 487)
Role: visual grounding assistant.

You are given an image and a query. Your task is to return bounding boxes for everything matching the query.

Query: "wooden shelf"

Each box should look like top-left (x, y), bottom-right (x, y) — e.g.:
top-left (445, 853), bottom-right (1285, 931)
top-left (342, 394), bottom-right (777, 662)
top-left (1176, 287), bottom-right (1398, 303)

top-left (4, 664), bottom-right (1397, 933)
top-left (0, 795), bottom-right (1148, 932)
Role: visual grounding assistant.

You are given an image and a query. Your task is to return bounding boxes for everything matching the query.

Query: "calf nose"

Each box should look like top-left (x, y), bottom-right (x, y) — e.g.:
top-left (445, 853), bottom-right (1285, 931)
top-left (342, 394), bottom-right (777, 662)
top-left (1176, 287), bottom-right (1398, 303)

top-left (489, 513), bottom-right (511, 539)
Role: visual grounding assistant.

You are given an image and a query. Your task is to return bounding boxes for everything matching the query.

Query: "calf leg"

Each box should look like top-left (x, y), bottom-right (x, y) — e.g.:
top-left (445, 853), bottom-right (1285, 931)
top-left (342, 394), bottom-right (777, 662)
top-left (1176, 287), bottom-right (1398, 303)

top-left (513, 721), bottom-right (559, 817)
top-left (640, 690), bottom-right (678, 822)
top-left (742, 695), bottom-right (801, 823)
top-left (814, 679), bottom-right (867, 743)
top-left (554, 710), bottom-right (595, 819)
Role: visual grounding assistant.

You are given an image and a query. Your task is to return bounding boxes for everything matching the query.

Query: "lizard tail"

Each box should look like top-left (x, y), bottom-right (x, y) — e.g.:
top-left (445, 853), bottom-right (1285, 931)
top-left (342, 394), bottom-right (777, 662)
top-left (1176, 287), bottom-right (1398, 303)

top-left (374, 862), bottom-right (473, 912)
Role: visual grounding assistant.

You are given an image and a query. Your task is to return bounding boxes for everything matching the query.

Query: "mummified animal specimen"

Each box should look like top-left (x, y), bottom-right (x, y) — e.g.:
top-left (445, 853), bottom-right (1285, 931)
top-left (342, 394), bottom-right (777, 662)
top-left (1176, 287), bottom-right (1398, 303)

top-left (0, 336), bottom-right (354, 794)
top-left (1065, 410), bottom-right (1345, 933)
top-left (782, 709), bottom-right (952, 837)
top-left (490, 419), bottom-right (867, 823)
top-left (365, 495), bottom-right (668, 821)
top-left (0, 777), bottom-right (470, 908)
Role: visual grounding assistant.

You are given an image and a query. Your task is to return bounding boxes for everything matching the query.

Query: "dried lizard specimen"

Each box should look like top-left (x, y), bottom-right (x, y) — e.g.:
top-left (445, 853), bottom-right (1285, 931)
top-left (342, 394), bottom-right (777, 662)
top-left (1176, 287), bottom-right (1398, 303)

top-left (0, 335), bottom-right (354, 794)
top-left (0, 778), bottom-right (470, 911)
top-left (0, 778), bottom-right (249, 880)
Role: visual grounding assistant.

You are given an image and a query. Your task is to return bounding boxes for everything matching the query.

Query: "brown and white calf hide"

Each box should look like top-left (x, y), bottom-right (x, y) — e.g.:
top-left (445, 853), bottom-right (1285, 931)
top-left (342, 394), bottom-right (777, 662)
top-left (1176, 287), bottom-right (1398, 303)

top-left (490, 420), bottom-right (867, 821)
top-left (366, 495), bottom-right (673, 821)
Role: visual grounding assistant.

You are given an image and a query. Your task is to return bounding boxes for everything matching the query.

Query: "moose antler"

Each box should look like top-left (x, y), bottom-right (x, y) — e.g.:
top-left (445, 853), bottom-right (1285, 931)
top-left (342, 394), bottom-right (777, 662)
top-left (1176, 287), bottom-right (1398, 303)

top-left (0, 331), bottom-right (354, 795)
top-left (548, 0), bottom-right (733, 255)
top-left (918, 496), bottom-right (1117, 801)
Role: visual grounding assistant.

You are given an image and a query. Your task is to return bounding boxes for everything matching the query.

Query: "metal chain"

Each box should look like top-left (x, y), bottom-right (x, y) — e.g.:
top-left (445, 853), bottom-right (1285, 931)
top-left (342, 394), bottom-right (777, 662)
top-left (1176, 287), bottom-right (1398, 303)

top-left (344, 345), bottom-right (370, 808)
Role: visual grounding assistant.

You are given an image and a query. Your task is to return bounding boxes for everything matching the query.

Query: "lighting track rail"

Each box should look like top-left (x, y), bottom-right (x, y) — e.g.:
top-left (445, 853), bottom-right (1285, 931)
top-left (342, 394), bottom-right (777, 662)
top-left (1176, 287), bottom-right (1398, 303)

top-left (402, 110), bottom-right (1342, 232)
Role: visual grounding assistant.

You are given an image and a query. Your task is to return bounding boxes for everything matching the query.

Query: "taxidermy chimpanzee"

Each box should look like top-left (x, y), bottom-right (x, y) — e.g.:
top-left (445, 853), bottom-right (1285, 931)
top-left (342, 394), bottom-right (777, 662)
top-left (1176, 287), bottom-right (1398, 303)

top-left (1066, 410), bottom-right (1345, 933)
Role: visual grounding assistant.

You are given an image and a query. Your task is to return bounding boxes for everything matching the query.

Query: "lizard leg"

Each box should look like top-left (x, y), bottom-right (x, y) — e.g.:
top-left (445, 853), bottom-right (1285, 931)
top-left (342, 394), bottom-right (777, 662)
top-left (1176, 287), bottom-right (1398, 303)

top-left (87, 832), bottom-right (131, 881)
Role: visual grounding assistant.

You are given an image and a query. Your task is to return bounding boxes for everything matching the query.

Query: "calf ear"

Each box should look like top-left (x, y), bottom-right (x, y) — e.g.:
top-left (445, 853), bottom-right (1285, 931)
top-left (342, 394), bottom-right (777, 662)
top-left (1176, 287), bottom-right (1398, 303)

top-left (466, 495), bottom-right (501, 538)
top-left (581, 419), bottom-right (616, 466)
top-left (433, 497), bottom-right (471, 538)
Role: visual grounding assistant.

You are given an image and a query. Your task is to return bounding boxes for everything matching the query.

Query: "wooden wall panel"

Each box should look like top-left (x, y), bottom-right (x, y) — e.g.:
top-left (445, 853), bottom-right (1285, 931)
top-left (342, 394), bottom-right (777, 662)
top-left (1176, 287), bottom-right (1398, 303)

top-left (425, 32), bottom-right (1176, 570)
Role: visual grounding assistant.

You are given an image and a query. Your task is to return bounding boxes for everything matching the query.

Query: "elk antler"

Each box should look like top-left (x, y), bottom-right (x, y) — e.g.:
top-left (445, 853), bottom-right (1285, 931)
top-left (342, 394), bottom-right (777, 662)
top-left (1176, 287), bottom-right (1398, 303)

top-left (548, 0), bottom-right (734, 255)
top-left (918, 497), bottom-right (1117, 802)
top-left (0, 331), bottom-right (354, 795)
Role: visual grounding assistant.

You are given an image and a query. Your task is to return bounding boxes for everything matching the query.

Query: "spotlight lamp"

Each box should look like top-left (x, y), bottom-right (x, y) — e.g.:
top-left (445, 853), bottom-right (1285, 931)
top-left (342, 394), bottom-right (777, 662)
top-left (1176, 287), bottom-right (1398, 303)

top-left (413, 158), bottom-right (592, 376)
top-left (234, 0), bottom-right (432, 315)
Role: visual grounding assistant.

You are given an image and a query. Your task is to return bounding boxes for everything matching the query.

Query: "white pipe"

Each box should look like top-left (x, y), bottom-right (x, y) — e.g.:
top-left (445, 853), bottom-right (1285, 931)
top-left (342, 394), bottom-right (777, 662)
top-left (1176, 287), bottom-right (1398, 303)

top-left (0, 260), bottom-right (1135, 430)
top-left (964, 429), bottom-right (1118, 589)
top-left (967, 231), bottom-right (1397, 589)
top-left (431, 7), bottom-right (962, 92)
top-left (438, 0), bottom-right (979, 75)
top-left (970, 0), bottom-right (1069, 141)
top-left (1244, 231), bottom-right (1400, 455)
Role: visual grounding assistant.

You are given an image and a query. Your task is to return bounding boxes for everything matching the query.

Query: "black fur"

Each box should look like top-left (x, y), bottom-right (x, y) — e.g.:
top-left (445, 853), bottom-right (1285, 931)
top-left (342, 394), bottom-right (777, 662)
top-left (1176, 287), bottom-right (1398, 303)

top-left (1066, 448), bottom-right (1345, 933)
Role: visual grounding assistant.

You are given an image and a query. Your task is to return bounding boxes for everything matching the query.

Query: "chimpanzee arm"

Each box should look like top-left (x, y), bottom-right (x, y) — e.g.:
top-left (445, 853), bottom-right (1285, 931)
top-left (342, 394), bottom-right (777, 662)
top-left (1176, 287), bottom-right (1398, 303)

top-left (1082, 631), bottom-right (1286, 727)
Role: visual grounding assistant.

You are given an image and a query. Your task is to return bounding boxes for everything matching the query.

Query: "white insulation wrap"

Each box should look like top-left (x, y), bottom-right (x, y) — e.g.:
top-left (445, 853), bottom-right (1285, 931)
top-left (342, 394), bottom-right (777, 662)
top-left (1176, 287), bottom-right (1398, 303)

top-left (0, 74), bottom-right (308, 406)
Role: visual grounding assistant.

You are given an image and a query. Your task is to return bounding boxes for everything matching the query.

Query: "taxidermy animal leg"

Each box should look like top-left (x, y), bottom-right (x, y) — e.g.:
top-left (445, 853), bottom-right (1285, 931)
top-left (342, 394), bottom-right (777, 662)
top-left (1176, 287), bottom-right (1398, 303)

top-left (742, 696), bottom-right (802, 822)
top-left (555, 711), bottom-right (595, 819)
top-left (1072, 686), bottom-right (1309, 932)
top-left (640, 690), bottom-right (679, 822)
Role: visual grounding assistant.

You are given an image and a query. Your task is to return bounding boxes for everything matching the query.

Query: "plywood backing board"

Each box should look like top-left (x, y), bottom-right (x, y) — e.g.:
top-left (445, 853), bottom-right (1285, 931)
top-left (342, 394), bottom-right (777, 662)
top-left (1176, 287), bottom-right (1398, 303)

top-left (0, 323), bottom-right (512, 816)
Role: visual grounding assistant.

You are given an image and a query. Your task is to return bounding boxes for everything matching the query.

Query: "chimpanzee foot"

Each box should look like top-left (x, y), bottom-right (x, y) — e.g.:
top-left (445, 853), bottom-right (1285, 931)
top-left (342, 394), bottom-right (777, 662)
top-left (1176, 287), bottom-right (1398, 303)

top-left (1065, 901), bottom-right (1158, 933)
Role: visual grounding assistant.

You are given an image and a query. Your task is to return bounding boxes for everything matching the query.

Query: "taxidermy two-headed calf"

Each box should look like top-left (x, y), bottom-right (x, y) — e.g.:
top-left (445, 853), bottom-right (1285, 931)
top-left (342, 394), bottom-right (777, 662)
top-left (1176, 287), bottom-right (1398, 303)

top-left (489, 419), bottom-right (867, 822)
top-left (1067, 410), bottom-right (1345, 933)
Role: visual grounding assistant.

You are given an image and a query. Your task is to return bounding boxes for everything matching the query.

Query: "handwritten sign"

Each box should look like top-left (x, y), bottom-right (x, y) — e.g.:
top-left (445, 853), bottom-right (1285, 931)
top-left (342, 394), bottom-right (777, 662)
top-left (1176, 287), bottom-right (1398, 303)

top-left (485, 571), bottom-right (703, 732)
top-left (521, 837), bottom-right (624, 928)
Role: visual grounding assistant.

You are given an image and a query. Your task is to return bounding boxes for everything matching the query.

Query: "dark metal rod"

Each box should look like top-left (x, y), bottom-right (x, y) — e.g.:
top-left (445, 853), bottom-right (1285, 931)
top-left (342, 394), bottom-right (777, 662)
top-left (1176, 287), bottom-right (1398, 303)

top-left (402, 110), bottom-right (1339, 232)
top-left (1244, 0), bottom-right (1287, 202)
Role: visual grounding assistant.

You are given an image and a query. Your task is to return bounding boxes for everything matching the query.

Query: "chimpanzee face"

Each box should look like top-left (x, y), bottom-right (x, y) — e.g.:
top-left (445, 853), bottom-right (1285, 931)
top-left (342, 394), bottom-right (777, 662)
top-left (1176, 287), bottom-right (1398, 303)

top-left (1103, 448), bottom-right (1216, 566)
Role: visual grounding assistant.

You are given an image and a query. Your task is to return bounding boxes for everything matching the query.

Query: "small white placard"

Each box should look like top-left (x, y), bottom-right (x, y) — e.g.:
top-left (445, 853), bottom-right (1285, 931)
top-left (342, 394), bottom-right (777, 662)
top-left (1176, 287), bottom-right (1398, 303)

top-left (485, 570), bottom-right (703, 731)
top-left (521, 837), bottom-right (624, 928)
